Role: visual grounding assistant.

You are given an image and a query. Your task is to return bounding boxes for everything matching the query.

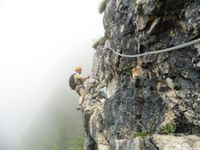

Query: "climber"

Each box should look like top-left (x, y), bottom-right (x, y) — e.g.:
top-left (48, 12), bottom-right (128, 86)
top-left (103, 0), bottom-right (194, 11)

top-left (69, 66), bottom-right (90, 110)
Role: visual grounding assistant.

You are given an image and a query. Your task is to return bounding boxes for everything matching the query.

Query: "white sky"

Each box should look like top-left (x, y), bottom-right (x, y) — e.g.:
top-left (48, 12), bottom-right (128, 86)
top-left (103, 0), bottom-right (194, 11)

top-left (0, 0), bottom-right (104, 149)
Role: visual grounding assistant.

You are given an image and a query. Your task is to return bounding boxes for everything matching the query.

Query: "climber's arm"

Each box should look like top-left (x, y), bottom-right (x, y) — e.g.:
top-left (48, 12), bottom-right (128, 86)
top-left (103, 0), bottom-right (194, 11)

top-left (80, 76), bottom-right (90, 82)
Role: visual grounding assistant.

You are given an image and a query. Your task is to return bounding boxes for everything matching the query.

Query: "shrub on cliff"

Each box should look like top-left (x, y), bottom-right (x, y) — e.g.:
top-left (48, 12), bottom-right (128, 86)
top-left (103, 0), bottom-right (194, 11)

top-left (92, 36), bottom-right (107, 49)
top-left (98, 0), bottom-right (110, 13)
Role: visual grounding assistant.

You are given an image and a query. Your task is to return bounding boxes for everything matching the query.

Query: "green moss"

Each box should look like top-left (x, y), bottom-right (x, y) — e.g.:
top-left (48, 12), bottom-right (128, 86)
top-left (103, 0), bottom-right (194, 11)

top-left (92, 36), bottom-right (107, 49)
top-left (161, 124), bottom-right (176, 134)
top-left (98, 0), bottom-right (110, 14)
top-left (133, 131), bottom-right (150, 138)
top-left (122, 64), bottom-right (133, 73)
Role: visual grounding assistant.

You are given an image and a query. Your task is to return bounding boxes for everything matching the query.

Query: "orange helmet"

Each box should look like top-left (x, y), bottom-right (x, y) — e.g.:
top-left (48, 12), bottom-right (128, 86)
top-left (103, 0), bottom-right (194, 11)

top-left (74, 66), bottom-right (82, 71)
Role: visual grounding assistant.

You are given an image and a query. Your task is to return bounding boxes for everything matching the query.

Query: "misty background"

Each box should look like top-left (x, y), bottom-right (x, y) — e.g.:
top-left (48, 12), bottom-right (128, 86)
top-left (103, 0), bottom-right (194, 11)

top-left (0, 0), bottom-right (104, 149)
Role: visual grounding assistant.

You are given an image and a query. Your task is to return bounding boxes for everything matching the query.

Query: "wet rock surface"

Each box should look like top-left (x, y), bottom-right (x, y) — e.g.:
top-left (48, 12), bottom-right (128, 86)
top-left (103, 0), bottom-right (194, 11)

top-left (83, 0), bottom-right (200, 149)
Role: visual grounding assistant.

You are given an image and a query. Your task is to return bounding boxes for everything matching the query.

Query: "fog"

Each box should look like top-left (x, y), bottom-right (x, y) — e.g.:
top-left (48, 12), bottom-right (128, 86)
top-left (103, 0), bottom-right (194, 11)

top-left (0, 0), bottom-right (103, 149)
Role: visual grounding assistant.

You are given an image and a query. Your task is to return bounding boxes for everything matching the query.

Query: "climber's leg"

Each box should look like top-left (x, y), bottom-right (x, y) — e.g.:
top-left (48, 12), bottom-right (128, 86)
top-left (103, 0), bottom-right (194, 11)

top-left (79, 87), bottom-right (86, 106)
top-left (76, 87), bottom-right (86, 110)
top-left (79, 95), bottom-right (84, 106)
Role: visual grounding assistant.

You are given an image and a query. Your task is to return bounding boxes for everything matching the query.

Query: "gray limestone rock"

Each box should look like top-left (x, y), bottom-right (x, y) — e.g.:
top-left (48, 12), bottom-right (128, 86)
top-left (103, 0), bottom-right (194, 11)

top-left (82, 0), bottom-right (200, 149)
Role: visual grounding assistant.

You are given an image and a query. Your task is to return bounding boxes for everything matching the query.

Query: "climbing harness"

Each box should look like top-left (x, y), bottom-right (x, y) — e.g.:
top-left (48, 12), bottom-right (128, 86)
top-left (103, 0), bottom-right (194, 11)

top-left (108, 38), bottom-right (200, 58)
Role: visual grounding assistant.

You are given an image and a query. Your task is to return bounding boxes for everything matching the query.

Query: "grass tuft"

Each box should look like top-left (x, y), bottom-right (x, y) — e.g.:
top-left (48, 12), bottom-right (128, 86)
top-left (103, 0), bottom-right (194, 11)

top-left (133, 131), bottom-right (150, 138)
top-left (161, 124), bottom-right (176, 134)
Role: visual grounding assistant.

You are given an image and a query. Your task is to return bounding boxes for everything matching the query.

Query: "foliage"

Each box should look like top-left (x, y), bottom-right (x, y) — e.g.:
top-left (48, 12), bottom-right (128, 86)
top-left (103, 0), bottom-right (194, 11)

top-left (92, 36), bottom-right (107, 49)
top-left (133, 131), bottom-right (150, 138)
top-left (122, 64), bottom-right (133, 73)
top-left (98, 0), bottom-right (110, 14)
top-left (22, 91), bottom-right (84, 150)
top-left (161, 124), bottom-right (176, 134)
top-left (67, 136), bottom-right (84, 150)
top-left (49, 144), bottom-right (59, 150)
top-left (133, 0), bottom-right (137, 5)
top-left (133, 0), bottom-right (138, 9)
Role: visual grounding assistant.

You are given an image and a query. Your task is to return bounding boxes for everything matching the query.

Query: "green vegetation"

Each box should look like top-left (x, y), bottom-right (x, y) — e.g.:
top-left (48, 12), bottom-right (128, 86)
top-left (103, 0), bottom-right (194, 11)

top-left (133, 131), bottom-right (150, 138)
top-left (21, 91), bottom-right (85, 150)
top-left (133, 0), bottom-right (138, 9)
top-left (49, 144), bottom-right (58, 150)
top-left (122, 64), bottom-right (133, 73)
top-left (161, 124), bottom-right (176, 134)
top-left (103, 74), bottom-right (113, 87)
top-left (133, 0), bottom-right (137, 5)
top-left (92, 36), bottom-right (107, 49)
top-left (98, 0), bottom-right (110, 14)
top-left (67, 136), bottom-right (84, 150)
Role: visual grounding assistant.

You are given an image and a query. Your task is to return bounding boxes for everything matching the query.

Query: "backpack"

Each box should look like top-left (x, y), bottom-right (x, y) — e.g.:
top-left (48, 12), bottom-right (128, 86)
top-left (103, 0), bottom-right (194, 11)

top-left (69, 73), bottom-right (77, 90)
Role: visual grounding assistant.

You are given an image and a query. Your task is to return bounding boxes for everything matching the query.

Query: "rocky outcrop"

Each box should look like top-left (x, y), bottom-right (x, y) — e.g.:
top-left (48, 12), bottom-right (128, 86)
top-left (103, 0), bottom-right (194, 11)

top-left (83, 0), bottom-right (200, 149)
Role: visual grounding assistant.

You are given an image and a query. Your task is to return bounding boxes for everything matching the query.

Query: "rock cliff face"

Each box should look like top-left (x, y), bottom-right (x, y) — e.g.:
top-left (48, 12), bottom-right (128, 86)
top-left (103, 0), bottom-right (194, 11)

top-left (83, 0), bottom-right (200, 149)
